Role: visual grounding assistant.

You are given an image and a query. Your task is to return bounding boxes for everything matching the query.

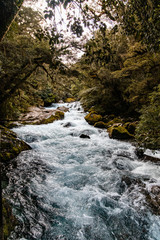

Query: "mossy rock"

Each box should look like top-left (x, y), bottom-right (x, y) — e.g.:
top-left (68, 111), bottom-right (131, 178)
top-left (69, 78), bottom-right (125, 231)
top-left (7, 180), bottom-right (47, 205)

top-left (124, 122), bottom-right (137, 135)
top-left (88, 106), bottom-right (98, 113)
top-left (94, 121), bottom-right (108, 129)
top-left (107, 125), bottom-right (134, 140)
top-left (85, 112), bottom-right (102, 125)
top-left (55, 111), bottom-right (64, 119)
top-left (0, 125), bottom-right (31, 163)
top-left (39, 111), bottom-right (64, 125)
top-left (2, 198), bottom-right (18, 240)
top-left (65, 98), bottom-right (75, 103)
top-left (106, 118), bottom-right (124, 127)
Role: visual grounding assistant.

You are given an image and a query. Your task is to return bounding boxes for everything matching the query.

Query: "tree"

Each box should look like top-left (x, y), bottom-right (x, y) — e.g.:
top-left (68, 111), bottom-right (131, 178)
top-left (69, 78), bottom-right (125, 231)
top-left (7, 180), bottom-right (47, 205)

top-left (0, 0), bottom-right (24, 41)
top-left (136, 85), bottom-right (160, 149)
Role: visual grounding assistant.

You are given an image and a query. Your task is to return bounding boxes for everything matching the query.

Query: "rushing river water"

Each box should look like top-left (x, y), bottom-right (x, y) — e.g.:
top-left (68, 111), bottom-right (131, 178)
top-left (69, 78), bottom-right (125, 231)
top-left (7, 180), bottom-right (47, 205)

top-left (4, 102), bottom-right (160, 240)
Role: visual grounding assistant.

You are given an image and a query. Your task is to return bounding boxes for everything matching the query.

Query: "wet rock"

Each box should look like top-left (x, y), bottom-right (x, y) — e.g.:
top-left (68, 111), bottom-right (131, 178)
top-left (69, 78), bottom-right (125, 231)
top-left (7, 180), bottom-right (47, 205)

top-left (0, 125), bottom-right (31, 163)
top-left (57, 106), bottom-right (69, 112)
top-left (39, 111), bottom-right (64, 124)
top-left (114, 159), bottom-right (134, 171)
top-left (107, 125), bottom-right (134, 140)
top-left (143, 154), bottom-right (160, 163)
top-left (135, 148), bottom-right (144, 159)
top-left (121, 174), bottom-right (147, 189)
top-left (145, 185), bottom-right (160, 215)
top-left (63, 122), bottom-right (73, 128)
top-left (85, 112), bottom-right (102, 125)
top-left (135, 148), bottom-right (160, 163)
top-left (80, 129), bottom-right (96, 135)
top-left (19, 107), bottom-right (65, 125)
top-left (79, 134), bottom-right (90, 139)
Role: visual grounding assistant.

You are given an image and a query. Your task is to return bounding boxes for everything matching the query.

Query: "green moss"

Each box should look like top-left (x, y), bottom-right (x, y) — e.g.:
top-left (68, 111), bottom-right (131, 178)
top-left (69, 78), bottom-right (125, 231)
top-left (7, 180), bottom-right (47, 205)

top-left (124, 122), bottom-right (137, 135)
top-left (55, 111), bottom-right (64, 119)
top-left (0, 125), bottom-right (31, 163)
top-left (39, 115), bottom-right (57, 124)
top-left (85, 112), bottom-right (102, 125)
top-left (108, 125), bottom-right (134, 140)
top-left (94, 121), bottom-right (108, 128)
top-left (106, 118), bottom-right (123, 127)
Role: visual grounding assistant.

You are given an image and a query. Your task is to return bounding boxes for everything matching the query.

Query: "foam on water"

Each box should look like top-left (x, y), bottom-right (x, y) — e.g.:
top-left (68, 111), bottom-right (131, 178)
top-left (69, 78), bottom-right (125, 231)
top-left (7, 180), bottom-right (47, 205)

top-left (4, 102), bottom-right (160, 240)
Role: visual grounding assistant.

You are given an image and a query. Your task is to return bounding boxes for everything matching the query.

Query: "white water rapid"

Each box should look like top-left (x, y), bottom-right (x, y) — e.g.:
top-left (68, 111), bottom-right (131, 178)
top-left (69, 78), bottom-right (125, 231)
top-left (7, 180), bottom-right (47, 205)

top-left (4, 102), bottom-right (160, 240)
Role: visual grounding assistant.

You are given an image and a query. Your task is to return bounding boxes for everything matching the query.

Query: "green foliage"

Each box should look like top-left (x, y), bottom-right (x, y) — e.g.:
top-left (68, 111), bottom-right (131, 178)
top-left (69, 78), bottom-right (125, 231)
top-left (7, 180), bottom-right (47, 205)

top-left (40, 89), bottom-right (57, 106)
top-left (0, 6), bottom-right (75, 121)
top-left (136, 85), bottom-right (160, 150)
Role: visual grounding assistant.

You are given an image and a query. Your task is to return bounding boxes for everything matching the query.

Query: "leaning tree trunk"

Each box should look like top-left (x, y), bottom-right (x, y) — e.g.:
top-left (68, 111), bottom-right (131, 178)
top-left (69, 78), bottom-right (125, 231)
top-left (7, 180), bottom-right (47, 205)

top-left (0, 0), bottom-right (24, 42)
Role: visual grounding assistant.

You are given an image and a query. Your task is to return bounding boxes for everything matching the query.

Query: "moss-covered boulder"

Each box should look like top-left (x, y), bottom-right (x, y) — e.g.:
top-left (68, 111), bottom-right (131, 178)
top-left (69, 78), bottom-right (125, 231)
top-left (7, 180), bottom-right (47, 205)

top-left (0, 125), bottom-right (31, 163)
top-left (94, 121), bottom-right (108, 129)
top-left (65, 98), bottom-right (75, 103)
top-left (124, 122), bottom-right (137, 135)
top-left (39, 111), bottom-right (64, 124)
top-left (106, 118), bottom-right (124, 127)
top-left (85, 112), bottom-right (102, 125)
top-left (107, 125), bottom-right (134, 140)
top-left (2, 198), bottom-right (17, 240)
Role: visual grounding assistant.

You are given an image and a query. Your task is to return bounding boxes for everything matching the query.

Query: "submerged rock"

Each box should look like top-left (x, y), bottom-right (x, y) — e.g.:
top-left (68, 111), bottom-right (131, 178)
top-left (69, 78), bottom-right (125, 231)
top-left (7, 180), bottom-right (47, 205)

top-left (0, 125), bottom-right (31, 163)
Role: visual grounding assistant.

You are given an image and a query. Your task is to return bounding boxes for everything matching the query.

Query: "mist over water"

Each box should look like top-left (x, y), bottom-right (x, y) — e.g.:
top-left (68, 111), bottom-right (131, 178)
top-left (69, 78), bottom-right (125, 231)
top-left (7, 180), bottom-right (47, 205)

top-left (4, 102), bottom-right (160, 240)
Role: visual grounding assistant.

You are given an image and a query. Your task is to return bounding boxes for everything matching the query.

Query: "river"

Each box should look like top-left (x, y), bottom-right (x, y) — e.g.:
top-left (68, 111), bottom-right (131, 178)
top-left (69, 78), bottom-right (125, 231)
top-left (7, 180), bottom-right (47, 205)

top-left (4, 102), bottom-right (160, 240)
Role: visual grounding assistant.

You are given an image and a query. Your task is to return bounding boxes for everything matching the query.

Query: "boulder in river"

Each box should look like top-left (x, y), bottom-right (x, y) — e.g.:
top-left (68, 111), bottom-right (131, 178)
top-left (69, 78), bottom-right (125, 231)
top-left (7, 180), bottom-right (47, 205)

top-left (85, 112), bottom-right (102, 125)
top-left (19, 107), bottom-right (64, 125)
top-left (107, 125), bottom-right (134, 140)
top-left (79, 134), bottom-right (90, 139)
top-left (0, 125), bottom-right (31, 163)
top-left (39, 111), bottom-right (64, 124)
